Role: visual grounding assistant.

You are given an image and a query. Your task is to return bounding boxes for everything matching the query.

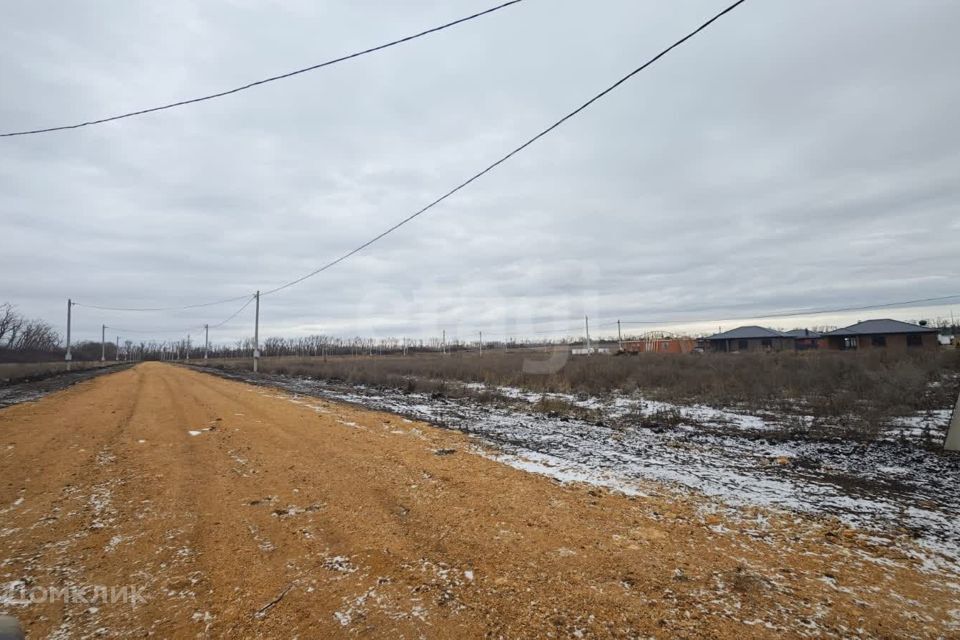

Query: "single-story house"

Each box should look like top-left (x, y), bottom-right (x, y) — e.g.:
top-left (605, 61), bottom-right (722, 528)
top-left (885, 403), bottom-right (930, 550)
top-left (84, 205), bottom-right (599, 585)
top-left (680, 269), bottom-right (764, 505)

top-left (704, 326), bottom-right (794, 352)
top-left (823, 319), bottom-right (939, 351)
top-left (782, 328), bottom-right (822, 350)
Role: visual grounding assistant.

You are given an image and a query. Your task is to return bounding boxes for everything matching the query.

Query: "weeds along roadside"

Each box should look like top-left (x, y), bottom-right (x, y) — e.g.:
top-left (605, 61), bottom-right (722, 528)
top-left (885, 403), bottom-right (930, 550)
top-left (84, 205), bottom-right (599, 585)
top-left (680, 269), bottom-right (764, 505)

top-left (198, 349), bottom-right (960, 443)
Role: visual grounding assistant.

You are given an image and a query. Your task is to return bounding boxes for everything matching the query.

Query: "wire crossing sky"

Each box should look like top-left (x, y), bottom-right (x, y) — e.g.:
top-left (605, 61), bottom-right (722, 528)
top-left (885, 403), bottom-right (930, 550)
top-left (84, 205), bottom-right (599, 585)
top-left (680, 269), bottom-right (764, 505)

top-left (103, 294), bottom-right (256, 335)
top-left (3, 0), bottom-right (959, 342)
top-left (74, 0), bottom-right (749, 313)
top-left (0, 0), bottom-right (525, 138)
top-left (257, 0), bottom-right (749, 299)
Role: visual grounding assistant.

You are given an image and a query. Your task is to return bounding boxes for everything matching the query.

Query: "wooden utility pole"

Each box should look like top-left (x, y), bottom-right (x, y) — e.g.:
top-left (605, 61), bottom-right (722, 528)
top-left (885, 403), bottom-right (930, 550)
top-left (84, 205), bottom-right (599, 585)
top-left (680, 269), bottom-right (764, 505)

top-left (617, 320), bottom-right (623, 352)
top-left (101, 324), bottom-right (106, 362)
top-left (204, 324), bottom-right (209, 360)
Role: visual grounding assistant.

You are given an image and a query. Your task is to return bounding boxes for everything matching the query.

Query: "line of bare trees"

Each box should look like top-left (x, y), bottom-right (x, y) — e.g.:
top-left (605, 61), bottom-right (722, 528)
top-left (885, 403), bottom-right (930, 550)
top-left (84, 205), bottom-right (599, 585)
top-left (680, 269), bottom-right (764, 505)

top-left (0, 303), bottom-right (62, 361)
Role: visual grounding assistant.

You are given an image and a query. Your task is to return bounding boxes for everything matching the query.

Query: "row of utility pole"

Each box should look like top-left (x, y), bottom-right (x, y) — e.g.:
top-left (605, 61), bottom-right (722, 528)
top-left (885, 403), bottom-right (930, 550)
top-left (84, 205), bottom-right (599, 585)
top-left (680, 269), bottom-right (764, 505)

top-left (67, 302), bottom-right (615, 370)
top-left (67, 290), bottom-right (506, 372)
top-left (61, 296), bottom-right (960, 451)
top-left (98, 324), bottom-right (121, 362)
top-left (65, 294), bottom-right (246, 369)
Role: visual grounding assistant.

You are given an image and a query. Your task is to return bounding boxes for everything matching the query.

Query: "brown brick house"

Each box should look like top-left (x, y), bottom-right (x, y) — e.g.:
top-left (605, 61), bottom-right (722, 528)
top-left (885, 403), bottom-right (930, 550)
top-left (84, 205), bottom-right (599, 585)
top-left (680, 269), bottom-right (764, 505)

top-left (823, 319), bottom-right (939, 351)
top-left (782, 328), bottom-right (822, 350)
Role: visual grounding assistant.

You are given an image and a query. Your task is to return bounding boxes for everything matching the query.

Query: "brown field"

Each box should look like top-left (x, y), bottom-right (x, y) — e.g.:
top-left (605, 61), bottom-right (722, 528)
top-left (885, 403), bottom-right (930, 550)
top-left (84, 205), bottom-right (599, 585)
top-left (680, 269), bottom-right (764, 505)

top-left (199, 349), bottom-right (960, 437)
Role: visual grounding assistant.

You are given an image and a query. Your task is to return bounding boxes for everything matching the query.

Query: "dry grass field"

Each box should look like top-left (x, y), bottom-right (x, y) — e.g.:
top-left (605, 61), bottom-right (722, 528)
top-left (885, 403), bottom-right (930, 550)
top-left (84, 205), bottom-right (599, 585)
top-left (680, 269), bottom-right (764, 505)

top-left (201, 349), bottom-right (960, 438)
top-left (0, 360), bottom-right (117, 385)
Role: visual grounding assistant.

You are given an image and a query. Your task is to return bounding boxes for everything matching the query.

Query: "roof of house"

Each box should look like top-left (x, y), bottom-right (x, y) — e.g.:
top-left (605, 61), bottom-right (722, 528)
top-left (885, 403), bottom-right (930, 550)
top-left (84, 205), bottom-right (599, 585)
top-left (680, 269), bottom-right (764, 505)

top-left (824, 319), bottom-right (938, 337)
top-left (704, 325), bottom-right (788, 341)
top-left (782, 328), bottom-right (822, 339)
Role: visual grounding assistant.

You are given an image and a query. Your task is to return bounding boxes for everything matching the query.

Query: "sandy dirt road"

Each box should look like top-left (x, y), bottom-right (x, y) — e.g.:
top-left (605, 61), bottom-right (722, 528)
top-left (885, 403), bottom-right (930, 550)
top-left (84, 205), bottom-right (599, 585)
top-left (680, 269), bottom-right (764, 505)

top-left (0, 363), bottom-right (957, 638)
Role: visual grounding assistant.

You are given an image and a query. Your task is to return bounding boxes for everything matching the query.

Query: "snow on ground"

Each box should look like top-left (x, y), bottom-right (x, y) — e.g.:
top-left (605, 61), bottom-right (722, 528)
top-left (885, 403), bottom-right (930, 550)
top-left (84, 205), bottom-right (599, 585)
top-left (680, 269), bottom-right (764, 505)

top-left (205, 368), bottom-right (960, 575)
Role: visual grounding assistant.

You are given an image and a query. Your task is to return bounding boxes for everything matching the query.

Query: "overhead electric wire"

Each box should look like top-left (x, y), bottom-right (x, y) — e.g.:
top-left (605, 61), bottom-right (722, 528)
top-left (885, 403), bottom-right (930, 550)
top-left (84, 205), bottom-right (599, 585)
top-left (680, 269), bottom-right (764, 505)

top-left (478, 325), bottom-right (583, 338)
top-left (260, 0), bottom-right (748, 299)
top-left (102, 294), bottom-right (256, 336)
top-left (65, 0), bottom-right (746, 313)
top-left (607, 292), bottom-right (960, 327)
top-left (0, 0), bottom-right (525, 138)
top-left (209, 294), bottom-right (257, 328)
top-left (74, 293), bottom-right (253, 313)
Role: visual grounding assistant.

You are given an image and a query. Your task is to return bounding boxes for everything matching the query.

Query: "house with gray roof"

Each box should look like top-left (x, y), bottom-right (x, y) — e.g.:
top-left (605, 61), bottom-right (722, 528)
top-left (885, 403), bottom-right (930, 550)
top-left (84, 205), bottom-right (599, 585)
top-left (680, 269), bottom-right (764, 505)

top-left (703, 326), bottom-right (794, 352)
top-left (782, 328), bottom-right (822, 350)
top-left (823, 319), bottom-right (939, 351)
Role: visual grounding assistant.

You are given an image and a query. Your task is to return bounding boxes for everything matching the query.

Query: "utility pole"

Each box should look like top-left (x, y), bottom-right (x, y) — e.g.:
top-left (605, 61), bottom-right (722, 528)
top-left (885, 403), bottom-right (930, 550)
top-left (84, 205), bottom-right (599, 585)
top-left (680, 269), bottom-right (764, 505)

top-left (585, 315), bottom-right (592, 354)
top-left (479, 330), bottom-right (483, 356)
top-left (115, 336), bottom-right (120, 362)
top-left (253, 290), bottom-right (260, 373)
top-left (618, 320), bottom-right (623, 352)
top-left (185, 335), bottom-right (190, 362)
top-left (101, 324), bottom-right (106, 362)
top-left (946, 389), bottom-right (960, 451)
top-left (442, 330), bottom-right (446, 355)
top-left (65, 299), bottom-right (73, 371)
top-left (204, 324), bottom-right (209, 360)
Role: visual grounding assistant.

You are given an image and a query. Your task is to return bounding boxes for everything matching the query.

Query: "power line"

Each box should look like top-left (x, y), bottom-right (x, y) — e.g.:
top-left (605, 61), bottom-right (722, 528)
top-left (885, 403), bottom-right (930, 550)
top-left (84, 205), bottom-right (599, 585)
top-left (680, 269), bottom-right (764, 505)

top-left (75, 293), bottom-right (251, 313)
top-left (260, 0), bottom-right (748, 299)
top-left (324, 292), bottom-right (960, 343)
top-left (608, 292), bottom-right (960, 327)
top-left (0, 0), bottom-right (525, 138)
top-left (102, 294), bottom-right (256, 335)
top-left (476, 325), bottom-right (582, 338)
top-left (65, 0), bottom-right (746, 313)
top-left (209, 294), bottom-right (257, 328)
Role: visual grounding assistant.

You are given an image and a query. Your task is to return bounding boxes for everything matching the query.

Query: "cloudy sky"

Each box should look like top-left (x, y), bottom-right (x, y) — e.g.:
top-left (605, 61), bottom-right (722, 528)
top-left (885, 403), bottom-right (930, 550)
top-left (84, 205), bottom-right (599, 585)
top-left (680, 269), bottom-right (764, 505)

top-left (2, 0), bottom-right (959, 345)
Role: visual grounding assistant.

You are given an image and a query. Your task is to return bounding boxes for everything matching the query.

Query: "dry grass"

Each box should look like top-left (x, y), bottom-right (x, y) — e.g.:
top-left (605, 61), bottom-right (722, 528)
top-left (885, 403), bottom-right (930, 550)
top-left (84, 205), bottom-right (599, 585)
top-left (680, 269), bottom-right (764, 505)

top-left (0, 361), bottom-right (116, 385)
top-left (201, 348), bottom-right (960, 438)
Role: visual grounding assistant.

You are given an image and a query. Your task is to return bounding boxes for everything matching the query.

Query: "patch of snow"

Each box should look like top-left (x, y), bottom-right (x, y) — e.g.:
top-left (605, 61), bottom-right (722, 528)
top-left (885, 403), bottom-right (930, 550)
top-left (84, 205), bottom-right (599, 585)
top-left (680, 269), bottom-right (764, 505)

top-left (206, 368), bottom-right (960, 577)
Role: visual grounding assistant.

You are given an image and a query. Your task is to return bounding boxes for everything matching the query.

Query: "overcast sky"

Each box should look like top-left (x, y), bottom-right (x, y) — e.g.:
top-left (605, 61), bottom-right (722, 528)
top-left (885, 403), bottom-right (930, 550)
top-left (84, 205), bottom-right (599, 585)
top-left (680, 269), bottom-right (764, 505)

top-left (2, 0), bottom-right (959, 345)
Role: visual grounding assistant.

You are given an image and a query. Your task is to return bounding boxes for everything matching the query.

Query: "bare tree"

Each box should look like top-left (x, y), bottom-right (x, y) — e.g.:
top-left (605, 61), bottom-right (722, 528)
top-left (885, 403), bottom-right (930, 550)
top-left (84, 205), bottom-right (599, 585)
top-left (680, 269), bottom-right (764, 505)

top-left (0, 303), bottom-right (24, 348)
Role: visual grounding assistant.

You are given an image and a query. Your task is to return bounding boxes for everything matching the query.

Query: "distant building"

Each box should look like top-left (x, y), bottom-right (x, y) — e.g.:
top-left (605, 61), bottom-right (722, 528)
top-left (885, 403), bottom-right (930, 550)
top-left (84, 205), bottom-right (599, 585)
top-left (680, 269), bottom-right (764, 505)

top-left (571, 345), bottom-right (613, 356)
top-left (823, 319), bottom-right (939, 351)
top-left (782, 328), bottom-right (822, 351)
top-left (621, 337), bottom-right (696, 354)
top-left (703, 326), bottom-right (794, 352)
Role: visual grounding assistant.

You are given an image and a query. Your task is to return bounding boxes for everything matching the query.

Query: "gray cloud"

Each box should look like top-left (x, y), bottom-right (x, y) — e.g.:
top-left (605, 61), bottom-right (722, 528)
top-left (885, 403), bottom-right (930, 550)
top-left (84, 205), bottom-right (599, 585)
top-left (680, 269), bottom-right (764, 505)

top-left (1, 0), bottom-right (959, 345)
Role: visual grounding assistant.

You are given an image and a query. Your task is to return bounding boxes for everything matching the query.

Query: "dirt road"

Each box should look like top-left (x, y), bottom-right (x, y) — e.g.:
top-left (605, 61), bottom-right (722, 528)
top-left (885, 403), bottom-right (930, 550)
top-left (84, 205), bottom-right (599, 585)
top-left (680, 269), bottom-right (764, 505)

top-left (1, 363), bottom-right (957, 638)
